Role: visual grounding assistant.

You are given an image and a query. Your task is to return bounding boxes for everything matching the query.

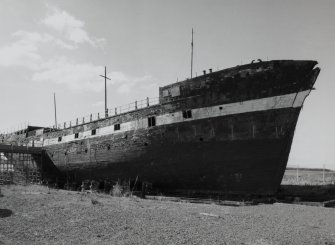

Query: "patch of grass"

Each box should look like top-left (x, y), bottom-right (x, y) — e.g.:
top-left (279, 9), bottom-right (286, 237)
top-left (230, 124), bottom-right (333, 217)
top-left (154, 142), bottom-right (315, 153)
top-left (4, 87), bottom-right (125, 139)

top-left (111, 181), bottom-right (131, 197)
top-left (79, 192), bottom-right (87, 202)
top-left (91, 198), bottom-right (100, 205)
top-left (111, 183), bottom-right (123, 197)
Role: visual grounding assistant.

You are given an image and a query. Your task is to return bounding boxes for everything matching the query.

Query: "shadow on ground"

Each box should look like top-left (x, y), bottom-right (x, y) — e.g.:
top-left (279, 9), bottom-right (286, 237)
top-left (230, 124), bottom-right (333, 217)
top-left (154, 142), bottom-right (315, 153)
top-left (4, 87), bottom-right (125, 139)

top-left (0, 209), bottom-right (13, 218)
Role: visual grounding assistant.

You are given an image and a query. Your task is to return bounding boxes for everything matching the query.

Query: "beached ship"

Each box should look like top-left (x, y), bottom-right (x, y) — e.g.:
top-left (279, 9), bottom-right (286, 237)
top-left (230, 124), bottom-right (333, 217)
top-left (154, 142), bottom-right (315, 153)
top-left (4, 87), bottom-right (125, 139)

top-left (2, 58), bottom-right (320, 195)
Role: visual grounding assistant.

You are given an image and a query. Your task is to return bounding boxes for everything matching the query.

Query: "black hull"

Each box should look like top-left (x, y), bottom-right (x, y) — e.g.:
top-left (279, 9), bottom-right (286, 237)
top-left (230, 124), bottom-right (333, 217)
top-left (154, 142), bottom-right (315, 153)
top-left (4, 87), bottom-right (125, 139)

top-left (46, 107), bottom-right (300, 194)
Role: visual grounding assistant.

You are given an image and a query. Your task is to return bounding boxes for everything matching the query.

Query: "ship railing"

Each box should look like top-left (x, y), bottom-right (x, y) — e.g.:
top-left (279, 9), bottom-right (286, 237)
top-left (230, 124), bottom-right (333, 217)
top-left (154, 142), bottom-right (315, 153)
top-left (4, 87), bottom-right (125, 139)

top-left (54, 97), bottom-right (160, 130)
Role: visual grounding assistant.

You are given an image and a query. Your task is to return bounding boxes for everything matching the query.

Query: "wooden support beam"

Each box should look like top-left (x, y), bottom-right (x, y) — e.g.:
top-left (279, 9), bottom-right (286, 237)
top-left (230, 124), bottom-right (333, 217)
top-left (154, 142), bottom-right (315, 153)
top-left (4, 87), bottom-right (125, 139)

top-left (0, 144), bottom-right (44, 154)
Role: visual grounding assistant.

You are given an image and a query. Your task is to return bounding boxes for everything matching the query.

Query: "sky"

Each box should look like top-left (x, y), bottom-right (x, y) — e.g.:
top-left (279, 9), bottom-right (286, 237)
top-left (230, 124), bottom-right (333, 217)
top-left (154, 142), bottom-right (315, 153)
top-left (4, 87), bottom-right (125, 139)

top-left (0, 0), bottom-right (334, 169)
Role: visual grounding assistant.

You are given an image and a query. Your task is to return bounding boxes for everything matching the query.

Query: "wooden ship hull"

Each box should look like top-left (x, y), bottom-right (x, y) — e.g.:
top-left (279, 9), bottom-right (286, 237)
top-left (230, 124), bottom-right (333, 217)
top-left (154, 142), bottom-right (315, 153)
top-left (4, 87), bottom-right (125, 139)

top-left (48, 108), bottom-right (301, 194)
top-left (3, 60), bottom-right (320, 195)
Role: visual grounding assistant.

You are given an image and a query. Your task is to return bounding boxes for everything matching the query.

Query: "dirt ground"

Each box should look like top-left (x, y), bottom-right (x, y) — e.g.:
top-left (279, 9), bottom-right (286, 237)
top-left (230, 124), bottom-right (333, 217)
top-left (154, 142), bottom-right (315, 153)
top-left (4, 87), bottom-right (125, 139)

top-left (1, 185), bottom-right (335, 245)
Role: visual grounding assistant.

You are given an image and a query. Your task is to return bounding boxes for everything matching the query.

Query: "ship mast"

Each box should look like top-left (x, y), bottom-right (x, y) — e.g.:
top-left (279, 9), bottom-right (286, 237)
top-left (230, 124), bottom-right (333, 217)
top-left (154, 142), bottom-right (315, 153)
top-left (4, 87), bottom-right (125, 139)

top-left (100, 66), bottom-right (111, 117)
top-left (54, 92), bottom-right (57, 128)
top-left (191, 28), bottom-right (194, 79)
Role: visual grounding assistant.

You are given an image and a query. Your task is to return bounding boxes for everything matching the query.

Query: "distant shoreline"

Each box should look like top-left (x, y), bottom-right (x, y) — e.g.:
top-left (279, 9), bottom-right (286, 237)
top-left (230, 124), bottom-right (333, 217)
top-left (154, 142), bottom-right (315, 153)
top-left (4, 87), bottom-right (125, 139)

top-left (286, 167), bottom-right (334, 172)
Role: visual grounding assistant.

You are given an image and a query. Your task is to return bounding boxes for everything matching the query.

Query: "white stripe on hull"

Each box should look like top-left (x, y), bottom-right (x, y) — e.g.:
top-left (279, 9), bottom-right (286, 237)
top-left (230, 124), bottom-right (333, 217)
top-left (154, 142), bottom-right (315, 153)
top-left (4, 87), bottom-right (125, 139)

top-left (43, 90), bottom-right (311, 146)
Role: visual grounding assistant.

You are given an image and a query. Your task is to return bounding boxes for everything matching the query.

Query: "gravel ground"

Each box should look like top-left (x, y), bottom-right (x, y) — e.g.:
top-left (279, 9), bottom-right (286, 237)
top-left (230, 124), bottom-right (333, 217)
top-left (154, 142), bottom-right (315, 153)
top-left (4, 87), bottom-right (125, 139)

top-left (0, 185), bottom-right (335, 245)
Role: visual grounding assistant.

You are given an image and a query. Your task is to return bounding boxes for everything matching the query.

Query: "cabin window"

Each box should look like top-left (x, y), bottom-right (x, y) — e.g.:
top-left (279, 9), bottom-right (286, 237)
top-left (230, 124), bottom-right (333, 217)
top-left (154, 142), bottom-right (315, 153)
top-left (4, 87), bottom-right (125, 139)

top-left (58, 136), bottom-right (62, 142)
top-left (170, 86), bottom-right (180, 97)
top-left (148, 116), bottom-right (156, 127)
top-left (183, 110), bottom-right (192, 119)
top-left (114, 124), bottom-right (120, 131)
top-left (74, 133), bottom-right (79, 139)
top-left (162, 89), bottom-right (170, 97)
top-left (91, 129), bottom-right (96, 135)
